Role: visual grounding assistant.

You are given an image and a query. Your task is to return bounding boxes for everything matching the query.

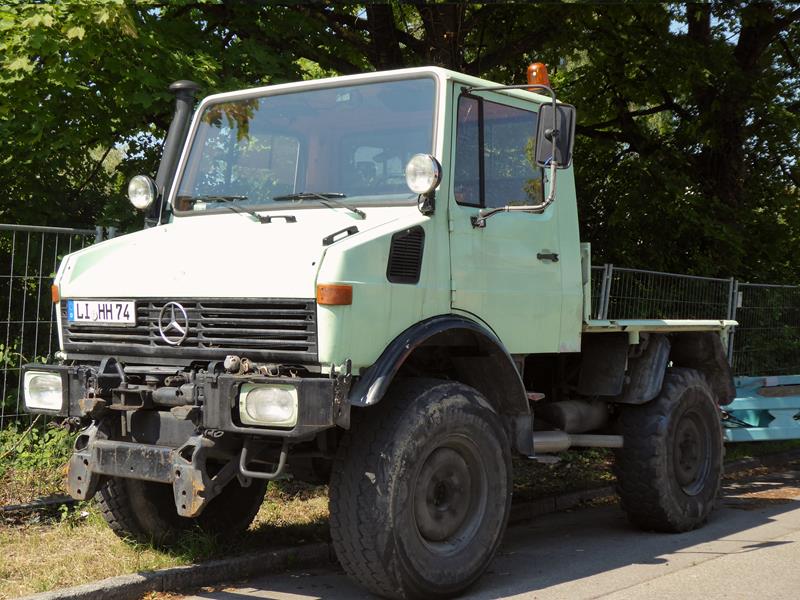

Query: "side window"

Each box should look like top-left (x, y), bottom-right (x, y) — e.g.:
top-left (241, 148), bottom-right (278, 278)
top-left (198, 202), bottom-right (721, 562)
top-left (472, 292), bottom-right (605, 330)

top-left (454, 96), bottom-right (481, 206)
top-left (484, 101), bottom-right (543, 208)
top-left (454, 95), bottom-right (543, 209)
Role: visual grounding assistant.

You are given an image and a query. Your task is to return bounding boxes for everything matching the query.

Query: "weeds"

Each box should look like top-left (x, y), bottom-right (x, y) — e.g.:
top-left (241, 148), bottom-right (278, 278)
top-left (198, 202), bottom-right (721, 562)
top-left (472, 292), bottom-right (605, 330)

top-left (0, 420), bottom-right (74, 473)
top-left (0, 421), bottom-right (75, 505)
top-left (58, 501), bottom-right (92, 528)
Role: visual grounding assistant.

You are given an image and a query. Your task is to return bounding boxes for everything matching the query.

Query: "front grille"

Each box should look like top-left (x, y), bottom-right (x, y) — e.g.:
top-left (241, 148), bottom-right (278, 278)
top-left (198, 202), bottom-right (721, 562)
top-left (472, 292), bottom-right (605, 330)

top-left (62, 299), bottom-right (317, 363)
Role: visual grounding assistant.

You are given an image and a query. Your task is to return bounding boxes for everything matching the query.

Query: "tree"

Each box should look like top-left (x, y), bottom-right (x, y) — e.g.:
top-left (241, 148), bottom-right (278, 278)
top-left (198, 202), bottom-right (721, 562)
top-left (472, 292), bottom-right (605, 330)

top-left (0, 1), bottom-right (306, 229)
top-left (560, 2), bottom-right (800, 281)
top-left (1, 1), bottom-right (798, 282)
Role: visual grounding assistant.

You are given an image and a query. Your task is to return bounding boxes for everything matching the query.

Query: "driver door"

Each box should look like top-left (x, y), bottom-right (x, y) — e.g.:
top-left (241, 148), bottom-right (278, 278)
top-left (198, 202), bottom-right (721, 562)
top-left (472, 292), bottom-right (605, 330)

top-left (448, 87), bottom-right (565, 354)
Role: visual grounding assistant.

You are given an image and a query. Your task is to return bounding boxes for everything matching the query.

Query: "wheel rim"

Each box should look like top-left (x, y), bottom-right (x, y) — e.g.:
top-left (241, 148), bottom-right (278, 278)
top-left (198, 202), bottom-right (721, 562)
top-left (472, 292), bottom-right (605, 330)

top-left (673, 407), bottom-right (712, 496)
top-left (412, 435), bottom-right (488, 555)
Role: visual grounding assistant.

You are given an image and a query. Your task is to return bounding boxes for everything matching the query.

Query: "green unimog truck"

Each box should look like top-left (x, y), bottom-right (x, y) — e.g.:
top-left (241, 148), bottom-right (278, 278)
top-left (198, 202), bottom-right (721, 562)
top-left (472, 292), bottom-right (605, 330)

top-left (23, 65), bottom-right (736, 599)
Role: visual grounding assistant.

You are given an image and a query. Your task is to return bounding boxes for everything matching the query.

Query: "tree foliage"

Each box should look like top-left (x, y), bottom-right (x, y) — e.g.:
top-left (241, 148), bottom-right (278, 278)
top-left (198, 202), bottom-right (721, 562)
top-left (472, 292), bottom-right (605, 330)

top-left (1, 1), bottom-right (798, 281)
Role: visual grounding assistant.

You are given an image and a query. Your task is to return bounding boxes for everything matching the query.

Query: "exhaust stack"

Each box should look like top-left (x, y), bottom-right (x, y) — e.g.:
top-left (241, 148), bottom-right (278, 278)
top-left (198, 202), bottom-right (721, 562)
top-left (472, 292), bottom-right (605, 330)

top-left (149, 80), bottom-right (200, 226)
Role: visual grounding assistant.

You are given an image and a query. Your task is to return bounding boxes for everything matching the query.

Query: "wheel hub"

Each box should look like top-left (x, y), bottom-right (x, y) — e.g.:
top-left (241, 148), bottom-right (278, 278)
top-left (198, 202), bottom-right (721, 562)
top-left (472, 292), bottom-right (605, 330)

top-left (414, 447), bottom-right (474, 542)
top-left (673, 411), bottom-right (711, 495)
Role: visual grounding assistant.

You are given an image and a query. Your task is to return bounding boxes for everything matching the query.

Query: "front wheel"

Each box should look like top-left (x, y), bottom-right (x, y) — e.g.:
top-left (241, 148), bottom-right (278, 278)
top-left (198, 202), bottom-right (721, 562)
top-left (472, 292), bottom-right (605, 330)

top-left (615, 368), bottom-right (724, 532)
top-left (330, 379), bottom-right (512, 599)
top-left (96, 474), bottom-right (268, 545)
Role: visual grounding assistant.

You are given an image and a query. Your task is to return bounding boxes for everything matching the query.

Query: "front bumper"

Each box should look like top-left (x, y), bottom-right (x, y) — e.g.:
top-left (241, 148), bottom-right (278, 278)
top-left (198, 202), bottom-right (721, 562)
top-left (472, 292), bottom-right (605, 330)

top-left (21, 362), bottom-right (347, 438)
top-left (23, 360), bottom-right (349, 517)
top-left (67, 428), bottom-right (241, 517)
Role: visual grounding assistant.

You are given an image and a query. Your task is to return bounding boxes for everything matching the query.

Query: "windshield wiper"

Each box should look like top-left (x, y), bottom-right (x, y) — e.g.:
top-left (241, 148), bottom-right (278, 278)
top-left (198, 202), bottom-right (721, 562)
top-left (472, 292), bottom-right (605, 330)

top-left (178, 194), bottom-right (272, 223)
top-left (273, 192), bottom-right (366, 219)
top-left (219, 203), bottom-right (272, 224)
top-left (181, 194), bottom-right (249, 203)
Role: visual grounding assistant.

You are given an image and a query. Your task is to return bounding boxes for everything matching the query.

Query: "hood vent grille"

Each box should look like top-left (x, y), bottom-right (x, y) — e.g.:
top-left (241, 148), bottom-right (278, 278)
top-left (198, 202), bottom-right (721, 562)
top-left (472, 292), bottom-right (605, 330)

top-left (387, 226), bottom-right (425, 284)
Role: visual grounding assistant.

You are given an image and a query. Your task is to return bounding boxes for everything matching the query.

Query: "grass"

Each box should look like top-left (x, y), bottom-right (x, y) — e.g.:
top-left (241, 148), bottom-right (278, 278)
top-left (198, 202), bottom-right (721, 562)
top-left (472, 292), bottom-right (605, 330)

top-left (2, 428), bottom-right (800, 599)
top-left (0, 465), bottom-right (68, 506)
top-left (0, 509), bottom-right (186, 599)
top-left (723, 439), bottom-right (800, 462)
top-left (0, 480), bottom-right (330, 599)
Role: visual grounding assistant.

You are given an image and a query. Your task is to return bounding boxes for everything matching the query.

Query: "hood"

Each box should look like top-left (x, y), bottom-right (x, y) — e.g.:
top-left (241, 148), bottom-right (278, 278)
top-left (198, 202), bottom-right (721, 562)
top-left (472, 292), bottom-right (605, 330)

top-left (58, 208), bottom-right (403, 299)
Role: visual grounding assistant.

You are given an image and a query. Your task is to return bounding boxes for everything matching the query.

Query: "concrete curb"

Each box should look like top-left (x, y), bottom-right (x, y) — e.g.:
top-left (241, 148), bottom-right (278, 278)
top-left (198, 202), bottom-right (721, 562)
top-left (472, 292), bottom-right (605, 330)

top-left (18, 447), bottom-right (800, 600)
top-left (509, 485), bottom-right (616, 524)
top-left (18, 543), bottom-right (332, 600)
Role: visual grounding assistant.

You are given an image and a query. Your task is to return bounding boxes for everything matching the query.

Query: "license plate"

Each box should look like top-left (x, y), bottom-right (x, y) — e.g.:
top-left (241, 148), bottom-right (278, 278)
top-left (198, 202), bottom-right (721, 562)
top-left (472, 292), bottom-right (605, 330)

top-left (67, 300), bottom-right (136, 325)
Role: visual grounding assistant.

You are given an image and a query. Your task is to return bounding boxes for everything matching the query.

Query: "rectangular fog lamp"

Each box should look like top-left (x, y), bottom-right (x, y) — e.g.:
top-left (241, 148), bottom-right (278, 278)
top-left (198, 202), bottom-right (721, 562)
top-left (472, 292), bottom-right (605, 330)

top-left (239, 383), bottom-right (298, 427)
top-left (23, 370), bottom-right (64, 412)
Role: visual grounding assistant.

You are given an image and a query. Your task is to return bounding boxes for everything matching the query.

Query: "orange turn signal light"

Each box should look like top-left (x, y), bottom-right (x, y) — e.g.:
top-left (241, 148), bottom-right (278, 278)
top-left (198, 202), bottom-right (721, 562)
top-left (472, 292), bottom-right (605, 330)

top-left (527, 62), bottom-right (551, 89)
top-left (316, 284), bottom-right (353, 306)
top-left (51, 284), bottom-right (60, 303)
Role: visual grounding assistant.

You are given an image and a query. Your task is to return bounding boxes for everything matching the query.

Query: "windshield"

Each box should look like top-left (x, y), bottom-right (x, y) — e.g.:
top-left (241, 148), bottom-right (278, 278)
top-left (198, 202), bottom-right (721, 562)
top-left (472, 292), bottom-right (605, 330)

top-left (173, 77), bottom-right (436, 214)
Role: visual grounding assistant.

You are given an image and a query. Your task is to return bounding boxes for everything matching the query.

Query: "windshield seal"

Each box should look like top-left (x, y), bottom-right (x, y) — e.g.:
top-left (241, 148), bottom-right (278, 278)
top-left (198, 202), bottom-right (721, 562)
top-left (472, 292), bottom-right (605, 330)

top-left (170, 72), bottom-right (440, 218)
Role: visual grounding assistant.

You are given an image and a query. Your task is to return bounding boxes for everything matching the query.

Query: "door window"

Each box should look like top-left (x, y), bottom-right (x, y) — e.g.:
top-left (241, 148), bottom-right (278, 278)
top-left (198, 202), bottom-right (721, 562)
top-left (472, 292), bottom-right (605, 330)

top-left (454, 95), bottom-right (543, 209)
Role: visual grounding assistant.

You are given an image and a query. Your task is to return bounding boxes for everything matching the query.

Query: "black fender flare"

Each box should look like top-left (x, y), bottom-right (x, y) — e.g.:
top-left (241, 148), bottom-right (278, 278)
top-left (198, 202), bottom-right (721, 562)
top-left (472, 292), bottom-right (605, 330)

top-left (348, 314), bottom-right (532, 453)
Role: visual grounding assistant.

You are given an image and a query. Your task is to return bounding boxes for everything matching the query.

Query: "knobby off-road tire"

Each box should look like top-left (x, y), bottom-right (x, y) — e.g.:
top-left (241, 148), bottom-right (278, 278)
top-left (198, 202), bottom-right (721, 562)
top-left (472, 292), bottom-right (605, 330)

top-left (96, 474), bottom-right (268, 545)
top-left (330, 379), bottom-right (512, 600)
top-left (615, 368), bottom-right (724, 533)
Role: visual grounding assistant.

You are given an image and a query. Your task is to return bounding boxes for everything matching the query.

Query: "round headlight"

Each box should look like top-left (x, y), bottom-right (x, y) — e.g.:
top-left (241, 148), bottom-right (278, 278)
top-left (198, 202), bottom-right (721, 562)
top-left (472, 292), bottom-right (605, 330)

top-left (405, 154), bottom-right (442, 195)
top-left (127, 175), bottom-right (157, 210)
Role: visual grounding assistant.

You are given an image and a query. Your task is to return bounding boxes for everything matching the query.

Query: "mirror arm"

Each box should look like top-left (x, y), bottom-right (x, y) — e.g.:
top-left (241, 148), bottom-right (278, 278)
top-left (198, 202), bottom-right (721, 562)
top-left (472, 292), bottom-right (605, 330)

top-left (471, 161), bottom-right (558, 229)
top-left (466, 83), bottom-right (561, 229)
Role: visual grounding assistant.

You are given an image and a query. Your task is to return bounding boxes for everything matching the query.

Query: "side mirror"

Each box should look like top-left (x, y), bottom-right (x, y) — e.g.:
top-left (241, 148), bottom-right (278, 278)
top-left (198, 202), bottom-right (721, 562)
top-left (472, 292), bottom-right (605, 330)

top-left (535, 103), bottom-right (576, 169)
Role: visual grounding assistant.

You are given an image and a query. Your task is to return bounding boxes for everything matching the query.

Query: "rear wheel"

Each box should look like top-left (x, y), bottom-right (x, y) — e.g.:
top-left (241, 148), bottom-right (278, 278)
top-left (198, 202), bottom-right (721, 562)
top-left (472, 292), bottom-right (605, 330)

top-left (96, 474), bottom-right (267, 545)
top-left (615, 368), bottom-right (723, 532)
top-left (330, 379), bottom-right (511, 599)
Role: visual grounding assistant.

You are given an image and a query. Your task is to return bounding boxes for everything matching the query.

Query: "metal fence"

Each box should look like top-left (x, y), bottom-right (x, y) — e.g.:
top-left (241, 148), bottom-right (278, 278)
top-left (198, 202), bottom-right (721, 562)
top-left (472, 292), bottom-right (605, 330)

top-left (729, 283), bottom-right (800, 378)
top-left (591, 265), bottom-right (800, 377)
top-left (591, 265), bottom-right (735, 322)
top-left (1, 224), bottom-right (102, 428)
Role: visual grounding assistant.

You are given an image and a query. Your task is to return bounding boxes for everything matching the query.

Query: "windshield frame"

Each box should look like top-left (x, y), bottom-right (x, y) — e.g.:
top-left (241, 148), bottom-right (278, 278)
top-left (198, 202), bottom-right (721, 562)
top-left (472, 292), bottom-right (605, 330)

top-left (169, 69), bottom-right (443, 218)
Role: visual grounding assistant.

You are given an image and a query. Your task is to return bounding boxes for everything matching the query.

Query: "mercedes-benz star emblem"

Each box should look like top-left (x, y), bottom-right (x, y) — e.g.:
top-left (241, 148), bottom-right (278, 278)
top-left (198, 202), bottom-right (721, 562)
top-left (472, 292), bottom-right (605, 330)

top-left (157, 302), bottom-right (189, 346)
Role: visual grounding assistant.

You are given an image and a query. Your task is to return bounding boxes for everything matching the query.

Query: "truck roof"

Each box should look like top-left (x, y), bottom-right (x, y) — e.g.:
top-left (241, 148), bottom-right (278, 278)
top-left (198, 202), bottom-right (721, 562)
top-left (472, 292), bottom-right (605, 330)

top-left (200, 66), bottom-right (554, 107)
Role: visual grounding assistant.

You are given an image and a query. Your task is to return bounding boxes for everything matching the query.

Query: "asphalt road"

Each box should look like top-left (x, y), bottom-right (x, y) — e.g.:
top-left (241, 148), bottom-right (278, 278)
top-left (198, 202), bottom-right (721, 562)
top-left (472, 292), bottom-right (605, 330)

top-left (182, 466), bottom-right (800, 600)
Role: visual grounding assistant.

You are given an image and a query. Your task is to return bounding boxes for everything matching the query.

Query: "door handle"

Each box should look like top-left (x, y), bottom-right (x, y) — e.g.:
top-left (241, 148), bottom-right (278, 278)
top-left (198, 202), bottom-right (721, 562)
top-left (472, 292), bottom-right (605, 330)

top-left (537, 252), bottom-right (559, 262)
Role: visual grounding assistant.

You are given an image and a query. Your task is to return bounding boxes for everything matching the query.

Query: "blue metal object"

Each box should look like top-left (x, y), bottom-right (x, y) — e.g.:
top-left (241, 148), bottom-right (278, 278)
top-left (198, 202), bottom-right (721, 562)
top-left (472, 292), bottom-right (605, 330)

top-left (723, 375), bottom-right (800, 442)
